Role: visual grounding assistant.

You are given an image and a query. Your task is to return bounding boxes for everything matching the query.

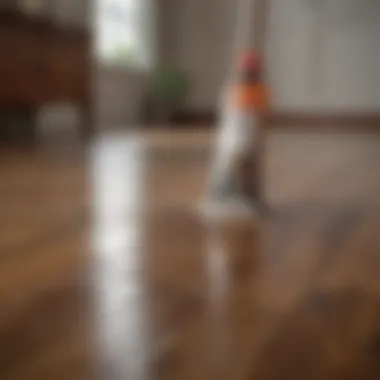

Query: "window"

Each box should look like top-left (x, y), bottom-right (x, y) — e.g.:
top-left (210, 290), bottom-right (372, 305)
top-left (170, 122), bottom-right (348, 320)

top-left (96, 0), bottom-right (154, 69)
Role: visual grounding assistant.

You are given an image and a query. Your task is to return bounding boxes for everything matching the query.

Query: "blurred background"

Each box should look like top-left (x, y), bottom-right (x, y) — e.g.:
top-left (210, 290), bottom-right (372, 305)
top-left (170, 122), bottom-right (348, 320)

top-left (0, 0), bottom-right (379, 138)
top-left (1, 1), bottom-right (380, 380)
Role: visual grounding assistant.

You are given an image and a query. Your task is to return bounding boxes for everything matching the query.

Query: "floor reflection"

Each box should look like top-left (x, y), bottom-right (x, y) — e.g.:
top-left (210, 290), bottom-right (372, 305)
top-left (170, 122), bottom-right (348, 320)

top-left (205, 225), bottom-right (232, 378)
top-left (90, 136), bottom-right (150, 379)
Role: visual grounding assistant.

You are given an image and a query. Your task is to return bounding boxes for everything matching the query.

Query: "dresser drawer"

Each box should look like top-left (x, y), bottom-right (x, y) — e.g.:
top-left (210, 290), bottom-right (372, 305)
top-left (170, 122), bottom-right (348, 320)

top-left (0, 20), bottom-right (89, 107)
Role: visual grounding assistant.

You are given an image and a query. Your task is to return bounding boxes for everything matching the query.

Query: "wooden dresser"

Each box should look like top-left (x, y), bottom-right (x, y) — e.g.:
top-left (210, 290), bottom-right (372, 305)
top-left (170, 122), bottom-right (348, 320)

top-left (0, 10), bottom-right (92, 141)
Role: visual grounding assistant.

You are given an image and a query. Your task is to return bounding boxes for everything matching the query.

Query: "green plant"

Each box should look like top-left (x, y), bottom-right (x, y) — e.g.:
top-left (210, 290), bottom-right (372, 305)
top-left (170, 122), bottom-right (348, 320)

top-left (151, 65), bottom-right (190, 105)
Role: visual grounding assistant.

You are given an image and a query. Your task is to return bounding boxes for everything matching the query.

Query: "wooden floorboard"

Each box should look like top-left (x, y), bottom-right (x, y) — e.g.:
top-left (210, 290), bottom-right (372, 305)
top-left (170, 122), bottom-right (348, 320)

top-left (1, 130), bottom-right (380, 379)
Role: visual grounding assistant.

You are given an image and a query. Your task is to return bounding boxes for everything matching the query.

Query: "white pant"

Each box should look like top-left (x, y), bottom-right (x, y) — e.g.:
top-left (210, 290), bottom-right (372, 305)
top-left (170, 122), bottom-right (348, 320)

top-left (209, 102), bottom-right (258, 193)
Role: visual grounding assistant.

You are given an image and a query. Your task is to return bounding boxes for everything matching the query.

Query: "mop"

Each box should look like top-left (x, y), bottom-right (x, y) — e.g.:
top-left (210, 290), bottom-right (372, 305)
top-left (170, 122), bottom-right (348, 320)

top-left (202, 0), bottom-right (270, 218)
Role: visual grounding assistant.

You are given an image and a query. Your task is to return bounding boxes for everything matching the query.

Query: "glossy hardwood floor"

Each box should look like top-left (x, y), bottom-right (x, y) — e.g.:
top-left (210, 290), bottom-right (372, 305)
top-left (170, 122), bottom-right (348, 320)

top-left (1, 130), bottom-right (380, 380)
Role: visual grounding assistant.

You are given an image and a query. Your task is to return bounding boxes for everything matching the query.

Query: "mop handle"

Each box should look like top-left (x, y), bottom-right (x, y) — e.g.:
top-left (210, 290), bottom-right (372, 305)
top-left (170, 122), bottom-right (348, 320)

top-left (229, 0), bottom-right (255, 82)
top-left (230, 0), bottom-right (270, 82)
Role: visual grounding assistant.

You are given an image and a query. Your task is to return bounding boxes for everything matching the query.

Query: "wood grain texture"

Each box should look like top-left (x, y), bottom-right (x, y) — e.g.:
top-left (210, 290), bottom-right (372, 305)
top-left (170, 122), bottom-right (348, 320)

top-left (1, 130), bottom-right (380, 380)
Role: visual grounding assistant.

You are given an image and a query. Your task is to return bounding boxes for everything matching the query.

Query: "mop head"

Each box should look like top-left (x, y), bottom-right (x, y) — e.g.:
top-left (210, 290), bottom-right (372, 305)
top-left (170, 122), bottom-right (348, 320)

top-left (200, 195), bottom-right (259, 220)
top-left (201, 158), bottom-right (262, 219)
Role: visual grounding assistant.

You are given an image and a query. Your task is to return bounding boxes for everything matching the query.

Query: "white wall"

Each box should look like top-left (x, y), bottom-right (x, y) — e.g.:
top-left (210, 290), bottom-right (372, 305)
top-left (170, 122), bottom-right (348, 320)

top-left (163, 0), bottom-right (380, 113)
top-left (267, 0), bottom-right (379, 112)
top-left (171, 0), bottom-right (236, 110)
top-left (48, 0), bottom-right (152, 127)
top-left (95, 67), bottom-right (146, 127)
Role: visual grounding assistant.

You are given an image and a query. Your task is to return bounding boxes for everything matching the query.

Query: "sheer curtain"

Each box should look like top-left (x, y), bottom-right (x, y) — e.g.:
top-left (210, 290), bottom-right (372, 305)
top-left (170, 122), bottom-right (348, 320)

top-left (95, 0), bottom-right (156, 70)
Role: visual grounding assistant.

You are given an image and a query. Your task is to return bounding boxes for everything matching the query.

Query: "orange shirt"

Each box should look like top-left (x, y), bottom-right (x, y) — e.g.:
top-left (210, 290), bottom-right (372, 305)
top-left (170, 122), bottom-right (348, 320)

top-left (233, 84), bottom-right (270, 113)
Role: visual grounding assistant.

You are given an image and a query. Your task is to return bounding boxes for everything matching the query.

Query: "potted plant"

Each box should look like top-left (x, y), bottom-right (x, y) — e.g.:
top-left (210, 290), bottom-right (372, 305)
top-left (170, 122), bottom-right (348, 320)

top-left (150, 65), bottom-right (190, 123)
